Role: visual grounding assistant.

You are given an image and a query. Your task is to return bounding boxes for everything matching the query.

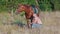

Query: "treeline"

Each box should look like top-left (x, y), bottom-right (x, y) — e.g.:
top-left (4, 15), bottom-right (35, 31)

top-left (0, 0), bottom-right (60, 12)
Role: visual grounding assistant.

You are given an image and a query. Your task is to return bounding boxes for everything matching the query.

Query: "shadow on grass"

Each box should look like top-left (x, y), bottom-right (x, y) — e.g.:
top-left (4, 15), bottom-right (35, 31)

top-left (11, 21), bottom-right (26, 27)
top-left (2, 20), bottom-right (26, 27)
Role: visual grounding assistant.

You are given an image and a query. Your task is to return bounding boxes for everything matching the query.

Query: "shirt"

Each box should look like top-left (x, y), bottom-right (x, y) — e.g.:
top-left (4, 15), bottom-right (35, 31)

top-left (32, 14), bottom-right (42, 24)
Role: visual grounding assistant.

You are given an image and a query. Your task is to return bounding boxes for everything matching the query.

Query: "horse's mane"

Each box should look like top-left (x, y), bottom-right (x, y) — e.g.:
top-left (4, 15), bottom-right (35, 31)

top-left (24, 4), bottom-right (31, 9)
top-left (18, 4), bottom-right (31, 9)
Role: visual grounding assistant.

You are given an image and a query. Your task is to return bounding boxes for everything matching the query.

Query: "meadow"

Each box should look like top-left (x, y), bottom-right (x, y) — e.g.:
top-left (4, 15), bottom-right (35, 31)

top-left (0, 11), bottom-right (60, 34)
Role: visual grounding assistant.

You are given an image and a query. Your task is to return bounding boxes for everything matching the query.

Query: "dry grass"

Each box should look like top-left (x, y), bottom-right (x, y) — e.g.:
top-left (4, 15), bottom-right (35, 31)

top-left (0, 11), bottom-right (60, 34)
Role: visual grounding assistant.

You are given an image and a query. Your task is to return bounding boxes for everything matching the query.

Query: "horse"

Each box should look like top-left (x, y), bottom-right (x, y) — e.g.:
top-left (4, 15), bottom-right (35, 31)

top-left (15, 4), bottom-right (34, 28)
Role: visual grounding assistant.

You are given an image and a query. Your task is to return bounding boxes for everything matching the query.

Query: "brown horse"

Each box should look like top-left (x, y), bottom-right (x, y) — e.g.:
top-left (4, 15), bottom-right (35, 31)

top-left (16, 4), bottom-right (36, 28)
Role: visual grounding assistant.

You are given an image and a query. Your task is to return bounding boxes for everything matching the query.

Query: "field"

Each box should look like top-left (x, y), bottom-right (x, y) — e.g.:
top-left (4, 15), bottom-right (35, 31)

top-left (0, 11), bottom-right (60, 34)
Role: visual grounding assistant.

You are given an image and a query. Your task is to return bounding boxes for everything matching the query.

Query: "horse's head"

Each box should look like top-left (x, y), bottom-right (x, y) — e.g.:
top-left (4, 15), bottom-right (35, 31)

top-left (15, 4), bottom-right (26, 14)
top-left (15, 4), bottom-right (34, 19)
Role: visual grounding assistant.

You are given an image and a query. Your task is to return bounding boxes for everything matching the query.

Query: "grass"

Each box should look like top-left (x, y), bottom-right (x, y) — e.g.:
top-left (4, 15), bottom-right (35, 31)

top-left (0, 11), bottom-right (60, 34)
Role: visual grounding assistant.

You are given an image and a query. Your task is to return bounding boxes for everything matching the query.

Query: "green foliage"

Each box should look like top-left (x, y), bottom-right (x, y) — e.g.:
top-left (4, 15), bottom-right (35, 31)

top-left (53, 0), bottom-right (60, 10)
top-left (0, 0), bottom-right (37, 12)
top-left (38, 0), bottom-right (52, 11)
top-left (0, 0), bottom-right (60, 12)
top-left (38, 0), bottom-right (60, 11)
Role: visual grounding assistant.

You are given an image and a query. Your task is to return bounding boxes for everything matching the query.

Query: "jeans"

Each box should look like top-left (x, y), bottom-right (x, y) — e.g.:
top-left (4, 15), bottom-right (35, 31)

top-left (32, 23), bottom-right (42, 28)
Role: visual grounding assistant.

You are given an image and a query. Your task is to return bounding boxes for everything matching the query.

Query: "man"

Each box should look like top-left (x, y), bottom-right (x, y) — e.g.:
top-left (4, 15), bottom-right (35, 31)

top-left (32, 13), bottom-right (42, 28)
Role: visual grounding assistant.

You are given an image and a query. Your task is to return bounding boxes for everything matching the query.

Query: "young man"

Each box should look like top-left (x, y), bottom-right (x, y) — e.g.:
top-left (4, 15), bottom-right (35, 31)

top-left (32, 13), bottom-right (42, 28)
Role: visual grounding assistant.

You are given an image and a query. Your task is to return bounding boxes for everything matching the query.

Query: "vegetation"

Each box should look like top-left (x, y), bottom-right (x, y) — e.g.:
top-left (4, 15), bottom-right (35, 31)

top-left (0, 0), bottom-right (60, 12)
top-left (38, 0), bottom-right (60, 11)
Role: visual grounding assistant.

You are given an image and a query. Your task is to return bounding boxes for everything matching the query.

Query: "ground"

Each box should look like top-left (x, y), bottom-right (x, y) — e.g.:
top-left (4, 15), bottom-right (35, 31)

top-left (0, 11), bottom-right (60, 34)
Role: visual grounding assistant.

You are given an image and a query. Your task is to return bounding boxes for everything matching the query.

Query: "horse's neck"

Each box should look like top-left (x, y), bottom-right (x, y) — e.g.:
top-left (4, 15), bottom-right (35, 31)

top-left (24, 6), bottom-right (34, 15)
top-left (24, 8), bottom-right (30, 13)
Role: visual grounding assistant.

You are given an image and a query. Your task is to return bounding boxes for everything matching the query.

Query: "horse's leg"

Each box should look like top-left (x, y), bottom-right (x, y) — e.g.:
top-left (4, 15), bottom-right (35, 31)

top-left (26, 16), bottom-right (34, 28)
top-left (26, 19), bottom-right (31, 28)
